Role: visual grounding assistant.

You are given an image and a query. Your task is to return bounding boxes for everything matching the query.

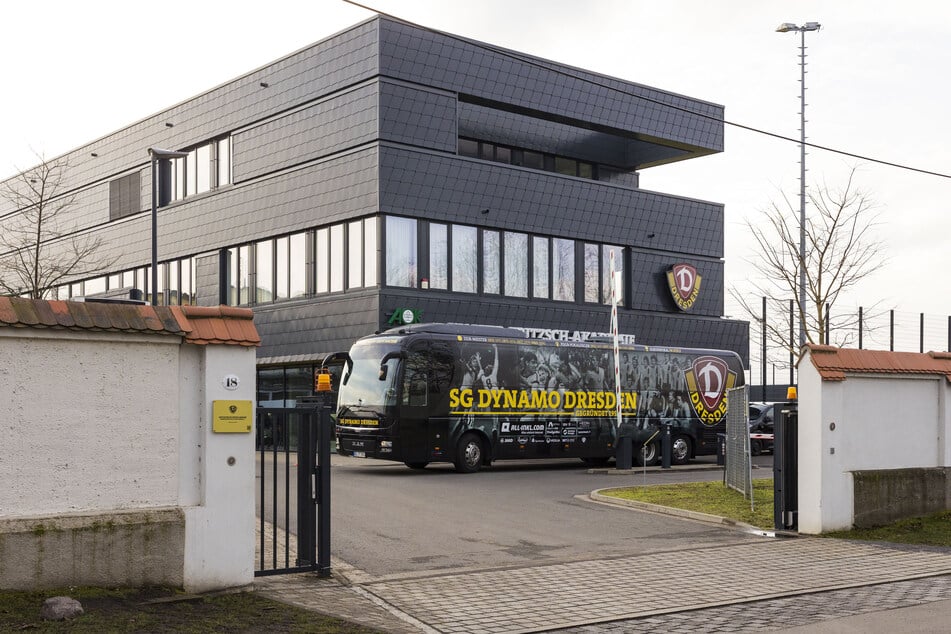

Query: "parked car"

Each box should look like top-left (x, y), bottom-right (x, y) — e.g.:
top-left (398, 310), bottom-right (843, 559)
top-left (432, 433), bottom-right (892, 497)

top-left (748, 402), bottom-right (775, 455)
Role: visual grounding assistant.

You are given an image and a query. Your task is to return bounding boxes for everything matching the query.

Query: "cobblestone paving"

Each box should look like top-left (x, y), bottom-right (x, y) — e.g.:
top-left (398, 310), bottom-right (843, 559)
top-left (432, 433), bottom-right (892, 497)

top-left (360, 539), bottom-right (951, 633)
top-left (552, 575), bottom-right (951, 633)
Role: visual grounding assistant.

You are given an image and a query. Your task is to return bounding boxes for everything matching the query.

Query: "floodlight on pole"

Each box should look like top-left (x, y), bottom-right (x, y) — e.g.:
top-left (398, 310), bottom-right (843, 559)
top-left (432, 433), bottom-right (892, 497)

top-left (148, 147), bottom-right (189, 305)
top-left (776, 21), bottom-right (820, 350)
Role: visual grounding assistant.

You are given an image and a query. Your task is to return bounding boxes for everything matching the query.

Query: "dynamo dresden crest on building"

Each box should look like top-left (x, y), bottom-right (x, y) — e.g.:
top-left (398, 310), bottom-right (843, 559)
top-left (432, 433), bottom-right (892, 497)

top-left (666, 263), bottom-right (701, 311)
top-left (684, 355), bottom-right (737, 426)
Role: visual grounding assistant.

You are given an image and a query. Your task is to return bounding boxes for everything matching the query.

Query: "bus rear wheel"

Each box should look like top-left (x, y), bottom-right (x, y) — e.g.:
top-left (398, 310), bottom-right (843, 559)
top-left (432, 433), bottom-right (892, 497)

top-left (454, 433), bottom-right (484, 473)
top-left (404, 462), bottom-right (429, 470)
top-left (671, 435), bottom-right (691, 465)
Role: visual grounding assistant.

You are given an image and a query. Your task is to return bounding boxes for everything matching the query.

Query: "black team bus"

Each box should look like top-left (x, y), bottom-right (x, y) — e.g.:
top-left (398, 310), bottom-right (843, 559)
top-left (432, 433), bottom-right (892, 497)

top-left (334, 323), bottom-right (745, 473)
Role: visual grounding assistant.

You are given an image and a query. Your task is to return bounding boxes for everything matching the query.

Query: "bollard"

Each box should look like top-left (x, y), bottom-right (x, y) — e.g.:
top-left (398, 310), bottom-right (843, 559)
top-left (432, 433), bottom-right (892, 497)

top-left (616, 436), bottom-right (633, 470)
top-left (661, 423), bottom-right (672, 469)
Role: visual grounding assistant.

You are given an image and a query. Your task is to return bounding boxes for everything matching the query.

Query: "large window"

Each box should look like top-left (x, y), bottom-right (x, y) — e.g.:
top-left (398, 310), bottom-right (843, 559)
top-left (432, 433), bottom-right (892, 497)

top-left (385, 217), bottom-right (417, 288)
top-left (429, 223), bottom-right (448, 290)
top-left (584, 243), bottom-right (600, 303)
top-left (255, 239), bottom-right (273, 303)
top-left (504, 232), bottom-right (528, 298)
top-left (451, 225), bottom-right (477, 293)
top-left (603, 245), bottom-right (624, 305)
top-left (363, 218), bottom-right (377, 287)
top-left (348, 220), bottom-right (363, 290)
top-left (329, 224), bottom-right (344, 293)
top-left (552, 238), bottom-right (575, 302)
top-left (532, 237), bottom-right (549, 299)
top-left (483, 230), bottom-right (500, 295)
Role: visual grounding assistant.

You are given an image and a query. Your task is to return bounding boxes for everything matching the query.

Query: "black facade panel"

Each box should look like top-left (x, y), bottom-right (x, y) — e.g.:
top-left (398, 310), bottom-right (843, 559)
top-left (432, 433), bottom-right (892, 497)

top-left (253, 291), bottom-right (381, 358)
top-left (378, 145), bottom-right (723, 258)
top-left (379, 81), bottom-right (457, 151)
top-left (377, 289), bottom-right (748, 363)
top-left (378, 19), bottom-right (723, 157)
top-left (628, 250), bottom-right (725, 316)
top-left (233, 82), bottom-right (379, 182)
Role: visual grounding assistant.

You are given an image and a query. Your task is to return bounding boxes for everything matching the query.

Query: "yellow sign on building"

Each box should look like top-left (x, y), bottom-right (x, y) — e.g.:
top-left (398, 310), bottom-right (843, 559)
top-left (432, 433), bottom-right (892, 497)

top-left (212, 400), bottom-right (253, 433)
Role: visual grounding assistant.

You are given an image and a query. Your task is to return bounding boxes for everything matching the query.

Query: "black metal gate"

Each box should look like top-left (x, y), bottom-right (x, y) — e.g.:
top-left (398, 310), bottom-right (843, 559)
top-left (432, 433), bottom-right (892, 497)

top-left (255, 402), bottom-right (332, 577)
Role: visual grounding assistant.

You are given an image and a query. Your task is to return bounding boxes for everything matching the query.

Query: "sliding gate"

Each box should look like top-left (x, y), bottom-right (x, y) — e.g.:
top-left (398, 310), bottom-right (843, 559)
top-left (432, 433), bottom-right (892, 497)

top-left (254, 404), bottom-right (332, 577)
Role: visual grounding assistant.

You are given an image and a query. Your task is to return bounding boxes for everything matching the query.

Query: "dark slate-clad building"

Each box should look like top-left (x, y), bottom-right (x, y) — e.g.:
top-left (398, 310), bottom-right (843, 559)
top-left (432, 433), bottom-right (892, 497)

top-left (0, 16), bottom-right (748, 403)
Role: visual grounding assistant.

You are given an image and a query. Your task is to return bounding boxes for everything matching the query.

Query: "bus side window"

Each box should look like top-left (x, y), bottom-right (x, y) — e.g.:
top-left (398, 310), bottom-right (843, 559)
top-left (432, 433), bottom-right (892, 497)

top-left (404, 371), bottom-right (428, 407)
top-left (402, 351), bottom-right (429, 407)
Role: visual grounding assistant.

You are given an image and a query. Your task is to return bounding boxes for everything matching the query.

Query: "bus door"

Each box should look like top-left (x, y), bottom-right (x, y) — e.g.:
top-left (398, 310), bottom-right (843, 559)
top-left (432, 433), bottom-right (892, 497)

top-left (401, 343), bottom-right (455, 463)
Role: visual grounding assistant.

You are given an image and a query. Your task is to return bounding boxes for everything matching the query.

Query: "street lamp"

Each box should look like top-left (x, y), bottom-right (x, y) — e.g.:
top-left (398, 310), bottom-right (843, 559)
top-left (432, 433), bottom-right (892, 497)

top-left (776, 21), bottom-right (820, 349)
top-left (148, 147), bottom-right (188, 305)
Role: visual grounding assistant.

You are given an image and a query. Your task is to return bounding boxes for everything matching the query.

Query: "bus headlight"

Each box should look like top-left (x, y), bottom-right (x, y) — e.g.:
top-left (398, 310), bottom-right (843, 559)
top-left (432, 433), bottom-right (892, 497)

top-left (380, 440), bottom-right (393, 448)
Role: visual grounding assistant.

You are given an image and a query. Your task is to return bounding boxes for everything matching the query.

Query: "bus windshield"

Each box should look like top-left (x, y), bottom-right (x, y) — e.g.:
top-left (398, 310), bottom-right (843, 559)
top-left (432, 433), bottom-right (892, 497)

top-left (337, 341), bottom-right (402, 410)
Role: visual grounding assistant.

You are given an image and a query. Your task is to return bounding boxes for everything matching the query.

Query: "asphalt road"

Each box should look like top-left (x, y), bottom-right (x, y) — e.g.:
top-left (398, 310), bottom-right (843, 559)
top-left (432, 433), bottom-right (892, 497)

top-left (327, 454), bottom-right (774, 579)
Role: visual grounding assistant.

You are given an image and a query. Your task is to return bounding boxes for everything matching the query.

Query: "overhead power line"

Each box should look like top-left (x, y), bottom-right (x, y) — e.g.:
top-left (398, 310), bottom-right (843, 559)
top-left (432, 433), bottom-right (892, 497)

top-left (345, 0), bottom-right (951, 181)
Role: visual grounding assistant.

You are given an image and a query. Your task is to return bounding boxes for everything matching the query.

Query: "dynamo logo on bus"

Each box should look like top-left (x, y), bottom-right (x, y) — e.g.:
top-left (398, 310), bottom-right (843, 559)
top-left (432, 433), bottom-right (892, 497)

top-left (684, 356), bottom-right (737, 426)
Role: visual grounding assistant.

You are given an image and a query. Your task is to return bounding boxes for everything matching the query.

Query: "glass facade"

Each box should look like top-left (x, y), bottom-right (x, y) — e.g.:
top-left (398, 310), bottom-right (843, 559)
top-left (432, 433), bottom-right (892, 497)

top-left (57, 213), bottom-right (626, 318)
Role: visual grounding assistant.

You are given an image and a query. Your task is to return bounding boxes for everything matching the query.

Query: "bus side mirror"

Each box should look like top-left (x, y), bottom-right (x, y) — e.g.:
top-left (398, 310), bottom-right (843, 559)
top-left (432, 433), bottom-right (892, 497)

top-left (379, 351), bottom-right (406, 381)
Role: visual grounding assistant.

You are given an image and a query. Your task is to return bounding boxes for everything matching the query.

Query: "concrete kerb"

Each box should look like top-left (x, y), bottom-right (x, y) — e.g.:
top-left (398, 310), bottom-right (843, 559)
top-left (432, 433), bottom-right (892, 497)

top-left (587, 488), bottom-right (787, 538)
top-left (586, 462), bottom-right (723, 475)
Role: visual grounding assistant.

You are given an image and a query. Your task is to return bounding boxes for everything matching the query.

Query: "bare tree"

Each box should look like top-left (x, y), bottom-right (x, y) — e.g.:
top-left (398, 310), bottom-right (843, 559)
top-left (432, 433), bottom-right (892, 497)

top-left (731, 167), bottom-right (888, 363)
top-left (0, 154), bottom-right (115, 298)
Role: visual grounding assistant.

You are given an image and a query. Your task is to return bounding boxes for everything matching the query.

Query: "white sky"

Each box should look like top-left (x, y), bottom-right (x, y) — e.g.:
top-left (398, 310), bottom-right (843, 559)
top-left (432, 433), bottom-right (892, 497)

top-left (3, 0), bottom-right (950, 363)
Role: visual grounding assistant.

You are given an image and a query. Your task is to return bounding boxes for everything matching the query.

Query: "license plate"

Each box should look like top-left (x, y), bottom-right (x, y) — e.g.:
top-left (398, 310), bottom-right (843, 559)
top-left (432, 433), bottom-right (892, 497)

top-left (352, 451), bottom-right (366, 458)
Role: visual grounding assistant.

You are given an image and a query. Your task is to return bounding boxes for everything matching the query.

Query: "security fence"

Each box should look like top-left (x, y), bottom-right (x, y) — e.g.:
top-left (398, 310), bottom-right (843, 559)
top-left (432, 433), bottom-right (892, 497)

top-left (747, 299), bottom-right (951, 396)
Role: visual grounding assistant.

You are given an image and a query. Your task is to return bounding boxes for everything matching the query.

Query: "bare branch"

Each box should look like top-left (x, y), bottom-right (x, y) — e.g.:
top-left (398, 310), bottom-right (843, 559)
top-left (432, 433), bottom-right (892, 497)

top-left (732, 166), bottom-right (888, 365)
top-left (0, 153), bottom-right (118, 298)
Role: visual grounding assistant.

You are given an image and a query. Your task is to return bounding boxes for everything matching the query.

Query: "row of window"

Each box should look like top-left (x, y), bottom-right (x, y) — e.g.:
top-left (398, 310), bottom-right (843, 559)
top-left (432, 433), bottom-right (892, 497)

top-left (223, 218), bottom-right (378, 305)
top-left (165, 137), bottom-right (232, 204)
top-left (51, 256), bottom-right (198, 306)
top-left (458, 138), bottom-right (597, 180)
top-left (55, 215), bottom-right (625, 309)
top-left (386, 216), bottom-right (622, 304)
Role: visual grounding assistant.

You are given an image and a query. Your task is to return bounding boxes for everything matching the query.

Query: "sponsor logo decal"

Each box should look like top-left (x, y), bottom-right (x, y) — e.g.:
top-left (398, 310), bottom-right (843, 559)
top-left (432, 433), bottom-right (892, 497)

top-left (666, 263), bottom-right (701, 311)
top-left (339, 418), bottom-right (380, 427)
top-left (449, 388), bottom-right (637, 417)
top-left (683, 356), bottom-right (736, 425)
top-left (387, 307), bottom-right (422, 325)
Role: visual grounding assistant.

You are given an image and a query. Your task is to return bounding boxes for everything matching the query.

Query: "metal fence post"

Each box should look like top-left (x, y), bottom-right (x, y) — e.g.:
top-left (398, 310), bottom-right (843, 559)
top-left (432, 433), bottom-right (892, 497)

top-left (316, 400), bottom-right (332, 577)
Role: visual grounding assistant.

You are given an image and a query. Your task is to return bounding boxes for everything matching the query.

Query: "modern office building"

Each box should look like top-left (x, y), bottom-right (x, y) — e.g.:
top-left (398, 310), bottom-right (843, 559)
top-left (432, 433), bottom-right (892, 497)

top-left (0, 16), bottom-right (748, 403)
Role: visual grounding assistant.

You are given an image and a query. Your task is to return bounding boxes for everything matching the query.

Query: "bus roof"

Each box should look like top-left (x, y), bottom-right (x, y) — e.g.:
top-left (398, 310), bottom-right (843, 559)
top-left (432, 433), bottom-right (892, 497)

top-left (381, 323), bottom-right (528, 339)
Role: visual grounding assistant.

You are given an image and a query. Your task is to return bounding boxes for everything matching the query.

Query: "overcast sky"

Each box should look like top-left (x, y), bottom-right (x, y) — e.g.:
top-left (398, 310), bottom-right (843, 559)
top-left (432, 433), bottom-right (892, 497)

top-left (3, 0), bottom-right (950, 361)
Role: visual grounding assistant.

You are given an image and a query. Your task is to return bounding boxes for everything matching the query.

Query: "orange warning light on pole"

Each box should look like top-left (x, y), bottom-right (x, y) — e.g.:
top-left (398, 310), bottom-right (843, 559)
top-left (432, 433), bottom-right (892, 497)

top-left (315, 368), bottom-right (332, 392)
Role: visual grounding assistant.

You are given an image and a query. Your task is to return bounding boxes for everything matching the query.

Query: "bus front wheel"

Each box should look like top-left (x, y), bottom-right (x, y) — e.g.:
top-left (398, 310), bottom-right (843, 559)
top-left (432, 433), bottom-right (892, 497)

top-left (671, 435), bottom-right (691, 465)
top-left (454, 433), bottom-right (484, 473)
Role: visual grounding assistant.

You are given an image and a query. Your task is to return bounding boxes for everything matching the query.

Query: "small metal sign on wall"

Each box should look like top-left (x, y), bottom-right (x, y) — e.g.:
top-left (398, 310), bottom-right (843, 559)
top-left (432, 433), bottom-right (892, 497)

top-left (212, 400), bottom-right (253, 433)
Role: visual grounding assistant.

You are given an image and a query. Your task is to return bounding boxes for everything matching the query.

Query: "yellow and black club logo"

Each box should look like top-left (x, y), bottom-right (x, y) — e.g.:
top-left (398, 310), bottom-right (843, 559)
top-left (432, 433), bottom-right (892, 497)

top-left (667, 263), bottom-right (701, 311)
top-left (684, 355), bottom-right (736, 425)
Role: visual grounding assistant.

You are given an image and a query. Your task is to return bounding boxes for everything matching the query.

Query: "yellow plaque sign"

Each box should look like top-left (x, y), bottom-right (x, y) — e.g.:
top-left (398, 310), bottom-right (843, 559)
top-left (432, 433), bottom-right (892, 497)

top-left (213, 400), bottom-right (253, 433)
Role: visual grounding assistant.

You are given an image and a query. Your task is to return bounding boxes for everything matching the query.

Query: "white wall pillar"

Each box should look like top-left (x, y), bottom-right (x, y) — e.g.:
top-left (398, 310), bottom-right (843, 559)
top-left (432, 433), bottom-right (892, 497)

top-left (182, 344), bottom-right (257, 592)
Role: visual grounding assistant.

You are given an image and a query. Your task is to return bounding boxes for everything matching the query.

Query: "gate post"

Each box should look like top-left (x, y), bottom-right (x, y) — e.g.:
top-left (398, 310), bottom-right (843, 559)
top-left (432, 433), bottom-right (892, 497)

top-left (316, 402), bottom-right (332, 577)
top-left (774, 389), bottom-right (799, 531)
top-left (296, 411), bottom-right (317, 567)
